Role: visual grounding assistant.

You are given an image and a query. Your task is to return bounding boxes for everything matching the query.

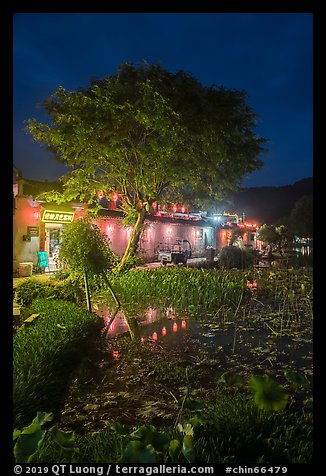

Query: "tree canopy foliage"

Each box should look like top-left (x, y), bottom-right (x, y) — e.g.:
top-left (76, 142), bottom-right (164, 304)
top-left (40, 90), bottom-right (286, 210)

top-left (257, 224), bottom-right (293, 256)
top-left (26, 61), bottom-right (267, 269)
top-left (290, 195), bottom-right (313, 239)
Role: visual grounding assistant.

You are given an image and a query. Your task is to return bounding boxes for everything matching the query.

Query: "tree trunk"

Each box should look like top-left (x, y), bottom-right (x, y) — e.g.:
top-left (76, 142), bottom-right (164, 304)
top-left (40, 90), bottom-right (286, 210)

top-left (84, 270), bottom-right (92, 312)
top-left (117, 207), bottom-right (147, 272)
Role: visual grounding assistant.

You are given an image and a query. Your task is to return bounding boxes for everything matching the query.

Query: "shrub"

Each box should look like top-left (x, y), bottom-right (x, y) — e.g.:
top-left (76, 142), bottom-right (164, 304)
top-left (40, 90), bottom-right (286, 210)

top-left (218, 246), bottom-right (257, 269)
top-left (14, 279), bottom-right (55, 307)
top-left (13, 299), bottom-right (103, 427)
top-left (53, 268), bottom-right (72, 281)
top-left (52, 273), bottom-right (85, 303)
top-left (14, 274), bottom-right (88, 310)
top-left (59, 218), bottom-right (118, 274)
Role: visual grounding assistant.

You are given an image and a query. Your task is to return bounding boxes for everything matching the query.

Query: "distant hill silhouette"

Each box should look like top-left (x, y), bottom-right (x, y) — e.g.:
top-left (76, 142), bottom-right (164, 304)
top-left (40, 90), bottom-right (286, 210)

top-left (229, 178), bottom-right (313, 224)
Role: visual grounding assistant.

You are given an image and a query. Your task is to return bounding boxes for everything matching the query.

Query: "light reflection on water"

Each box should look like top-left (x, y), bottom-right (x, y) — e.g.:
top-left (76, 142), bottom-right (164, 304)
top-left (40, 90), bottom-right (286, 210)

top-left (94, 304), bottom-right (311, 367)
top-left (96, 305), bottom-right (191, 342)
top-left (293, 246), bottom-right (311, 256)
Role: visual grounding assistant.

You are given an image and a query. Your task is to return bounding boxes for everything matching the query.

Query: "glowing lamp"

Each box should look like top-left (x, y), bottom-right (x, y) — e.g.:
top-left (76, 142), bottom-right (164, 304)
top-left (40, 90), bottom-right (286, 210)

top-left (172, 322), bottom-right (178, 332)
top-left (181, 320), bottom-right (187, 329)
top-left (172, 205), bottom-right (177, 213)
top-left (152, 332), bottom-right (158, 341)
top-left (162, 326), bottom-right (167, 336)
top-left (112, 350), bottom-right (119, 359)
top-left (181, 206), bottom-right (185, 213)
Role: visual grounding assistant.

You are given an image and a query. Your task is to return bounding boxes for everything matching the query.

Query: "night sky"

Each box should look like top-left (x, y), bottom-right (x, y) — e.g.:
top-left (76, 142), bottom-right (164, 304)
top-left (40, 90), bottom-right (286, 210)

top-left (13, 13), bottom-right (313, 188)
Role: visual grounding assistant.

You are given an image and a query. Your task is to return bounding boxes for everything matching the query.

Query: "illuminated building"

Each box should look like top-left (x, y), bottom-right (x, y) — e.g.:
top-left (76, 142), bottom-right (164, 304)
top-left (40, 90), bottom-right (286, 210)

top-left (13, 171), bottom-right (261, 273)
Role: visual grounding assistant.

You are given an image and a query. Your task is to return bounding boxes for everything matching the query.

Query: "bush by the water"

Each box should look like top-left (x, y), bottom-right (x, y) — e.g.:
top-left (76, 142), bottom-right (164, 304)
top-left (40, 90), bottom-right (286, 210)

top-left (218, 246), bottom-right (258, 269)
top-left (14, 279), bottom-right (55, 307)
top-left (14, 274), bottom-right (85, 308)
top-left (14, 299), bottom-right (102, 426)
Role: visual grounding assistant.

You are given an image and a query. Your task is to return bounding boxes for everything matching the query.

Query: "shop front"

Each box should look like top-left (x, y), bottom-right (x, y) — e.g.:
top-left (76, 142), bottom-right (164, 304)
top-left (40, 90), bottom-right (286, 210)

top-left (39, 206), bottom-right (76, 271)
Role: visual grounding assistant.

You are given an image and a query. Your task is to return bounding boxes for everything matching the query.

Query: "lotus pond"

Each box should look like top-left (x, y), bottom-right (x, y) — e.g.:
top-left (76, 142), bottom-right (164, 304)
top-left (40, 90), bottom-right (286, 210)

top-left (14, 267), bottom-right (313, 463)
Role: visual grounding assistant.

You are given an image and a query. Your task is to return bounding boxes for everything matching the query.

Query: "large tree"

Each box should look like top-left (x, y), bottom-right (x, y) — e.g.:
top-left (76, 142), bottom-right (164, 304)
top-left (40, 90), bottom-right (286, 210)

top-left (257, 224), bottom-right (293, 257)
top-left (26, 61), bottom-right (266, 270)
top-left (290, 195), bottom-right (313, 239)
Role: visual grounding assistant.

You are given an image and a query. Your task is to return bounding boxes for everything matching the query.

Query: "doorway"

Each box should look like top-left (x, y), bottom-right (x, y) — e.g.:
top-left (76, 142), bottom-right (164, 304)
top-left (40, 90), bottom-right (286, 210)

top-left (45, 224), bottom-right (65, 270)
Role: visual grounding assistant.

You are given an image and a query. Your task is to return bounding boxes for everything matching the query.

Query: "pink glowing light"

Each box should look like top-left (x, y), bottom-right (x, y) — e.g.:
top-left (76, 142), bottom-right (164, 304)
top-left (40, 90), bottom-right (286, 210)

top-left (162, 326), bottom-right (167, 336)
top-left (246, 281), bottom-right (257, 291)
top-left (152, 332), bottom-right (158, 341)
top-left (172, 322), bottom-right (178, 332)
top-left (181, 320), bottom-right (187, 329)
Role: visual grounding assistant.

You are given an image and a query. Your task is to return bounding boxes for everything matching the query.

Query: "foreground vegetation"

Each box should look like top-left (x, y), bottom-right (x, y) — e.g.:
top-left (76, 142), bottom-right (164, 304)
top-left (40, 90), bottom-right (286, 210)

top-left (13, 266), bottom-right (313, 463)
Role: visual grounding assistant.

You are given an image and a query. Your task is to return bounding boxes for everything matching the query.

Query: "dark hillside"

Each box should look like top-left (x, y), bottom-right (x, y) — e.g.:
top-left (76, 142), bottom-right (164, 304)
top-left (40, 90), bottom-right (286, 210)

top-left (213, 178), bottom-right (313, 224)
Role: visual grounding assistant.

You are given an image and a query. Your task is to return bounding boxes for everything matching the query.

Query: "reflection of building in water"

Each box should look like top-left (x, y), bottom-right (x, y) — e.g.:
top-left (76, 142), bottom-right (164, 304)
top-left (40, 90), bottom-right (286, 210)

top-left (97, 304), bottom-right (189, 340)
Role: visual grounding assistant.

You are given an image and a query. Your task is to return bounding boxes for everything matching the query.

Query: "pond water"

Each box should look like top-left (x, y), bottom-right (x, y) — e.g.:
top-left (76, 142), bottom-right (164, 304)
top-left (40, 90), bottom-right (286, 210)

top-left (93, 302), bottom-right (312, 369)
top-left (58, 300), bottom-right (312, 433)
top-left (95, 303), bottom-right (199, 345)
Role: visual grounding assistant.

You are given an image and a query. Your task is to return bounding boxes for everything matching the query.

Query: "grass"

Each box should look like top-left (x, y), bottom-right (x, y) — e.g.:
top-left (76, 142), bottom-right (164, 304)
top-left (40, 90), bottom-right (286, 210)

top-left (14, 299), bottom-right (102, 427)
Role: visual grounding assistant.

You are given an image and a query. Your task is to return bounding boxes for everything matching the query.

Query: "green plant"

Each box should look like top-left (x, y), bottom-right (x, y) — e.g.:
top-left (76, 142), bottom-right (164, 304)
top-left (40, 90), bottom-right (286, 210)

top-left (111, 421), bottom-right (196, 464)
top-left (196, 388), bottom-right (312, 463)
top-left (13, 412), bottom-right (54, 463)
top-left (284, 370), bottom-right (311, 389)
top-left (14, 299), bottom-right (102, 426)
top-left (13, 412), bottom-right (78, 463)
top-left (14, 279), bottom-right (55, 307)
top-left (218, 246), bottom-right (257, 269)
top-left (103, 267), bottom-right (249, 315)
top-left (59, 218), bottom-right (118, 274)
top-left (51, 272), bottom-right (85, 303)
top-left (249, 374), bottom-right (288, 412)
top-left (53, 268), bottom-right (72, 280)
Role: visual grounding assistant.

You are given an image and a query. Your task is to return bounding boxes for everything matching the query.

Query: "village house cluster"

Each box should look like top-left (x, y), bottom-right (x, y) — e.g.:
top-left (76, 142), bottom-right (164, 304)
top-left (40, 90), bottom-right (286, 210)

top-left (13, 166), bottom-right (261, 274)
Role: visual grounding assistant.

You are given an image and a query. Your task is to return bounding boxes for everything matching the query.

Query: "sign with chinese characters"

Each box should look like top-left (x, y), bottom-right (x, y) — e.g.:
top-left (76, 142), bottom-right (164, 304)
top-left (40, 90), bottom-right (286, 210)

top-left (27, 226), bottom-right (39, 236)
top-left (41, 210), bottom-right (75, 223)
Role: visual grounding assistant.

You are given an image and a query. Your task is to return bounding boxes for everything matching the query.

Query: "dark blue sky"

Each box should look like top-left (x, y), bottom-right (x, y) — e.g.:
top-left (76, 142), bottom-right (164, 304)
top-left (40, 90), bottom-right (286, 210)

top-left (13, 13), bottom-right (313, 187)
